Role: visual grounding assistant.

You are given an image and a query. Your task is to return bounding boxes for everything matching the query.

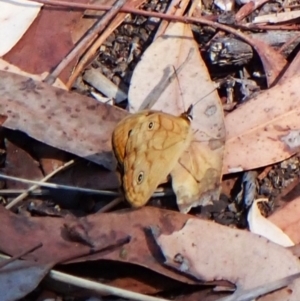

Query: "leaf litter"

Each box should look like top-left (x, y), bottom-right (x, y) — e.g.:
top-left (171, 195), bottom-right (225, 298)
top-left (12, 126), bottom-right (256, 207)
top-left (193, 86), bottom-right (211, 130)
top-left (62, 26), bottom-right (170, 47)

top-left (0, 256), bottom-right (53, 301)
top-left (128, 20), bottom-right (226, 213)
top-left (0, 0), bottom-right (43, 57)
top-left (153, 218), bottom-right (300, 300)
top-left (224, 74), bottom-right (300, 174)
top-left (0, 70), bottom-right (127, 170)
top-left (248, 199), bottom-right (294, 247)
top-left (1, 0), bottom-right (300, 300)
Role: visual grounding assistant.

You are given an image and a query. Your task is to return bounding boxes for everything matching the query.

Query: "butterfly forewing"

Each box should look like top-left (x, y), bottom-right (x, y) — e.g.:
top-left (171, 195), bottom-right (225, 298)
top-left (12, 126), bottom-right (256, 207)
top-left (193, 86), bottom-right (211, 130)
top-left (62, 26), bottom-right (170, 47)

top-left (112, 111), bottom-right (148, 165)
top-left (121, 111), bottom-right (192, 207)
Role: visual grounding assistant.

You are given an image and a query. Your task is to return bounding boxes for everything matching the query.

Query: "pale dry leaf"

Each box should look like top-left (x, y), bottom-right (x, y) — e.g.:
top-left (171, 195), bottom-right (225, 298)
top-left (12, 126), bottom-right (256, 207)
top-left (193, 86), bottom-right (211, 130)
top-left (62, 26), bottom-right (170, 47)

top-left (0, 71), bottom-right (127, 170)
top-left (279, 49), bottom-right (300, 83)
top-left (258, 278), bottom-right (300, 301)
top-left (154, 218), bottom-right (300, 299)
top-left (217, 273), bottom-right (300, 301)
top-left (0, 59), bottom-right (67, 89)
top-left (128, 22), bottom-right (225, 213)
top-left (0, 0), bottom-right (42, 56)
top-left (224, 75), bottom-right (300, 174)
top-left (248, 199), bottom-right (294, 247)
top-left (268, 196), bottom-right (300, 244)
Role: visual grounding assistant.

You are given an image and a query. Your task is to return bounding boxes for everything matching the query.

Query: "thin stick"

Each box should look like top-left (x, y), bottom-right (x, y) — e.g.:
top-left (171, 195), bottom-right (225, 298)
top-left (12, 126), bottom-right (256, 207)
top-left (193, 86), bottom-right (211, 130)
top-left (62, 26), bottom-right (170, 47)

top-left (0, 253), bottom-right (171, 301)
top-left (6, 160), bottom-right (75, 209)
top-left (0, 173), bottom-right (119, 196)
top-left (66, 0), bottom-right (146, 88)
top-left (49, 270), bottom-right (172, 301)
top-left (278, 32), bottom-right (300, 53)
top-left (0, 189), bottom-right (48, 196)
top-left (27, 0), bottom-right (286, 64)
top-left (97, 197), bottom-right (123, 213)
top-left (238, 23), bottom-right (300, 30)
top-left (0, 174), bottom-right (171, 198)
top-left (26, 0), bottom-right (216, 24)
top-left (44, 0), bottom-right (127, 85)
top-left (0, 243), bottom-right (43, 269)
top-left (26, 0), bottom-right (287, 87)
top-left (28, 0), bottom-right (300, 31)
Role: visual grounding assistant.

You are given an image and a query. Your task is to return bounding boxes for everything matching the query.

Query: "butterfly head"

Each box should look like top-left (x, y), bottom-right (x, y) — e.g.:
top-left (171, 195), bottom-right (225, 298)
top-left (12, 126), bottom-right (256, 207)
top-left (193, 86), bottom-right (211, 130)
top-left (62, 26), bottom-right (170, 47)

top-left (180, 104), bottom-right (193, 122)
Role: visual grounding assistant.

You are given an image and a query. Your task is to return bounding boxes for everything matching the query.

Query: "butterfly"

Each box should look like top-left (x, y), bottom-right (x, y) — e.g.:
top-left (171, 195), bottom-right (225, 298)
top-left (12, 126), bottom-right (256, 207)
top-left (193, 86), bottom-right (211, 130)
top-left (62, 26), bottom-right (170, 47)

top-left (111, 21), bottom-right (226, 212)
top-left (112, 107), bottom-right (194, 207)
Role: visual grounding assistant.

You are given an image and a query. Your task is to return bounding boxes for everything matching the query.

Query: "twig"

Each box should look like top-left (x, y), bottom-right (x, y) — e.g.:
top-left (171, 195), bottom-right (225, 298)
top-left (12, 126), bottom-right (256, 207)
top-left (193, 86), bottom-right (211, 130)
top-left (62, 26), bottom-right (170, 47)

top-left (0, 189), bottom-right (48, 196)
top-left (49, 270), bottom-right (172, 301)
top-left (6, 160), bottom-right (74, 209)
top-left (44, 0), bottom-right (127, 85)
top-left (279, 32), bottom-right (300, 53)
top-left (25, 0), bottom-right (218, 27)
top-left (24, 0), bottom-right (286, 87)
top-left (28, 0), bottom-right (300, 31)
top-left (238, 24), bottom-right (300, 31)
top-left (97, 196), bottom-right (123, 213)
top-left (27, 0), bottom-right (287, 84)
top-left (0, 243), bottom-right (43, 269)
top-left (153, 0), bottom-right (186, 40)
top-left (0, 174), bottom-right (172, 198)
top-left (0, 173), bottom-right (119, 196)
top-left (0, 252), bottom-right (171, 301)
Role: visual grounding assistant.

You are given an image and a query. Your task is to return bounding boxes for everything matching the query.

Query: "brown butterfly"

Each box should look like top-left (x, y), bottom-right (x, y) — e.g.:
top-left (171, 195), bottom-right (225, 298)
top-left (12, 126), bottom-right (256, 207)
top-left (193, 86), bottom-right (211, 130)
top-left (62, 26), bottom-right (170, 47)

top-left (112, 107), bottom-right (193, 207)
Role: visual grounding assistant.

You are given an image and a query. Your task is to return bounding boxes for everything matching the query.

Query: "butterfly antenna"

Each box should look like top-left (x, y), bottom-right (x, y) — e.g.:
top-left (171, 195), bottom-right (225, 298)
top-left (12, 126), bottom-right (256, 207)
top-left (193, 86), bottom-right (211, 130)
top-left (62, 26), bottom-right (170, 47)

top-left (193, 83), bottom-right (220, 108)
top-left (172, 65), bottom-right (186, 113)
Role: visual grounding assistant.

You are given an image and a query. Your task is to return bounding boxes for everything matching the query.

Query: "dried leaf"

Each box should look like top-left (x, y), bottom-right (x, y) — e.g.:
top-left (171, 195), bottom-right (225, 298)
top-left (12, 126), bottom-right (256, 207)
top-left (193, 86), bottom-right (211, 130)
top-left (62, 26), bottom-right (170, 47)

top-left (248, 199), bottom-right (294, 247)
top-left (279, 49), bottom-right (300, 83)
top-left (268, 196), bottom-right (300, 244)
top-left (128, 22), bottom-right (225, 212)
top-left (105, 271), bottom-right (180, 295)
top-left (154, 218), bottom-right (300, 299)
top-left (217, 273), bottom-right (300, 301)
top-left (235, 0), bottom-right (268, 22)
top-left (2, 140), bottom-right (43, 189)
top-left (2, 0), bottom-right (91, 83)
top-left (224, 75), bottom-right (300, 173)
top-left (253, 11), bottom-right (300, 24)
top-left (0, 206), bottom-right (197, 284)
top-left (0, 114), bottom-right (7, 125)
top-left (245, 37), bottom-right (286, 87)
top-left (0, 0), bottom-right (42, 56)
top-left (0, 258), bottom-right (52, 301)
top-left (0, 71), bottom-right (127, 170)
top-left (0, 205), bottom-right (129, 264)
